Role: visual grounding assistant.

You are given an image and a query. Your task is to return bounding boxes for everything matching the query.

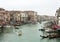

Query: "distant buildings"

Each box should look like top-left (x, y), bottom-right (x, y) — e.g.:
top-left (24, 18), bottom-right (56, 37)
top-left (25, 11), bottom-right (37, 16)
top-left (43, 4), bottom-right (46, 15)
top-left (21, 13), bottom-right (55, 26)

top-left (37, 15), bottom-right (57, 23)
top-left (0, 8), bottom-right (38, 25)
top-left (0, 8), bottom-right (57, 25)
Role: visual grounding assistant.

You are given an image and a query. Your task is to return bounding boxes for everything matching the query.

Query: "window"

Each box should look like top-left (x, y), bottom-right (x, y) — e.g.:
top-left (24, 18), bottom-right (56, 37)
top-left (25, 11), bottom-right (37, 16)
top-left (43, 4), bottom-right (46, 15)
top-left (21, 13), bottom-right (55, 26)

top-left (58, 17), bottom-right (60, 20)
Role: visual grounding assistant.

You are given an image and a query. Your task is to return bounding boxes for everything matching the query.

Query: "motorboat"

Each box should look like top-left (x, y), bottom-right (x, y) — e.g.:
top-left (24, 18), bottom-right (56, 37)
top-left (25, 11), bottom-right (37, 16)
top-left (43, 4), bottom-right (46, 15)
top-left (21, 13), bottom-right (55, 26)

top-left (39, 29), bottom-right (45, 31)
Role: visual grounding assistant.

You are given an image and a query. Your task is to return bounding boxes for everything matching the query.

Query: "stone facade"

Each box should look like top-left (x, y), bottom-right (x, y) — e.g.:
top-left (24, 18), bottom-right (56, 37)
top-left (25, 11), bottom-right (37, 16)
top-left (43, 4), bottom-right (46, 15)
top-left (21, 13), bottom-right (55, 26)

top-left (24, 11), bottom-right (37, 23)
top-left (0, 8), bottom-right (37, 25)
top-left (55, 8), bottom-right (60, 25)
top-left (0, 9), bottom-right (10, 25)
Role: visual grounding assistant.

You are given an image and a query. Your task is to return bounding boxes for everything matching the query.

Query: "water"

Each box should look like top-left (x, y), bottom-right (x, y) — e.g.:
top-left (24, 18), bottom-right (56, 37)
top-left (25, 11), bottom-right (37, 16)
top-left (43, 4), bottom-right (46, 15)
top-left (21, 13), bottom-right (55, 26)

top-left (0, 22), bottom-right (60, 42)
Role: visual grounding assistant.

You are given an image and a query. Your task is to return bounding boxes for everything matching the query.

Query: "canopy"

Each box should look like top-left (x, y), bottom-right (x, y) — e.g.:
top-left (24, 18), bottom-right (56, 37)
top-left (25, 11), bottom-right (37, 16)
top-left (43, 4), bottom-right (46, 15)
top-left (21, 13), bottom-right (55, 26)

top-left (52, 25), bottom-right (60, 29)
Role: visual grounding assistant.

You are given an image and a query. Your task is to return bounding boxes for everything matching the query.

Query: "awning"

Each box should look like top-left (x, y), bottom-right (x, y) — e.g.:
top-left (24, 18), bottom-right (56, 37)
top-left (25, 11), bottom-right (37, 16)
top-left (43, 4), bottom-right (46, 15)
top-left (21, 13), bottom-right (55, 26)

top-left (52, 25), bottom-right (60, 29)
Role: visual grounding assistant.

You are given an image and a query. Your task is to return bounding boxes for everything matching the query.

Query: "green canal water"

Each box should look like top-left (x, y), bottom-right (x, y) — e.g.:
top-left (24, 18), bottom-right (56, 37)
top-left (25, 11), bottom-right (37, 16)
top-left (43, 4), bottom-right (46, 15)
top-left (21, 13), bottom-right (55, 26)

top-left (0, 22), bottom-right (60, 42)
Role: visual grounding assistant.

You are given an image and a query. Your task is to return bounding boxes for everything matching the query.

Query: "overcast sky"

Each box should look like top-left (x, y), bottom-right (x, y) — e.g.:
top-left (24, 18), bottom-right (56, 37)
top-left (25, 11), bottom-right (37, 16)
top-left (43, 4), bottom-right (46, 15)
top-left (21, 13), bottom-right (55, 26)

top-left (0, 0), bottom-right (60, 16)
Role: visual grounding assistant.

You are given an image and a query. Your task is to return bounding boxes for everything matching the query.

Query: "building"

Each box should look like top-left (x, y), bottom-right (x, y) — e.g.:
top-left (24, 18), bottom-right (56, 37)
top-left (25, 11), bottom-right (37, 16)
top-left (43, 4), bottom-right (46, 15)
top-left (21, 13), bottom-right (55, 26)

top-left (24, 11), bottom-right (37, 23)
top-left (0, 8), bottom-right (38, 25)
top-left (37, 15), bottom-right (57, 24)
top-left (20, 11), bottom-right (28, 23)
top-left (0, 8), bottom-right (10, 25)
top-left (55, 8), bottom-right (60, 25)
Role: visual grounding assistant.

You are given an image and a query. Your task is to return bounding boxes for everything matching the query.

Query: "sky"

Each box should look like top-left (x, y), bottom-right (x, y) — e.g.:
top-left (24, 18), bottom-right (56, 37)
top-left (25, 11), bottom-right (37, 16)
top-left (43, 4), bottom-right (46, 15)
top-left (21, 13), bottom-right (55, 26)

top-left (0, 0), bottom-right (60, 16)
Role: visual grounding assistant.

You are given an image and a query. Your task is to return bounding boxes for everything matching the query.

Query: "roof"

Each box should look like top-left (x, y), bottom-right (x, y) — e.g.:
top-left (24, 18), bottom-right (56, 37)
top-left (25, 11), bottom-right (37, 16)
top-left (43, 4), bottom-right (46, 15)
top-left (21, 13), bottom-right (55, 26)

top-left (0, 8), bottom-right (5, 11)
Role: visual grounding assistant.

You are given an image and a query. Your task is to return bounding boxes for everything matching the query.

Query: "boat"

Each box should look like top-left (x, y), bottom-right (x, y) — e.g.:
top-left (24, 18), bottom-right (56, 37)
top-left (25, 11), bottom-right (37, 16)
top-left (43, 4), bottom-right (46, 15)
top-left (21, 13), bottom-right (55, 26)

top-left (4, 25), bottom-right (11, 28)
top-left (39, 29), bottom-right (45, 31)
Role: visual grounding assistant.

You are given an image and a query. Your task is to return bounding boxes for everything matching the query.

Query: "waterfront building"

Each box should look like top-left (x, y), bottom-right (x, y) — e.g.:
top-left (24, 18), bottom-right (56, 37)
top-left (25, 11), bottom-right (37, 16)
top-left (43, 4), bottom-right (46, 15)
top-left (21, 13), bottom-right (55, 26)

top-left (24, 11), bottom-right (37, 23)
top-left (55, 8), bottom-right (60, 25)
top-left (0, 8), bottom-right (38, 25)
top-left (0, 8), bottom-right (10, 25)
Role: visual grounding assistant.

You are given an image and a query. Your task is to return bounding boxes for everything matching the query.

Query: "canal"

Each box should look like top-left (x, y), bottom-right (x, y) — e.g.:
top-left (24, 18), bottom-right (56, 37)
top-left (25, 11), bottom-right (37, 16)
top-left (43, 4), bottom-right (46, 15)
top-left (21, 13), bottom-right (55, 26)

top-left (0, 22), bottom-right (60, 42)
